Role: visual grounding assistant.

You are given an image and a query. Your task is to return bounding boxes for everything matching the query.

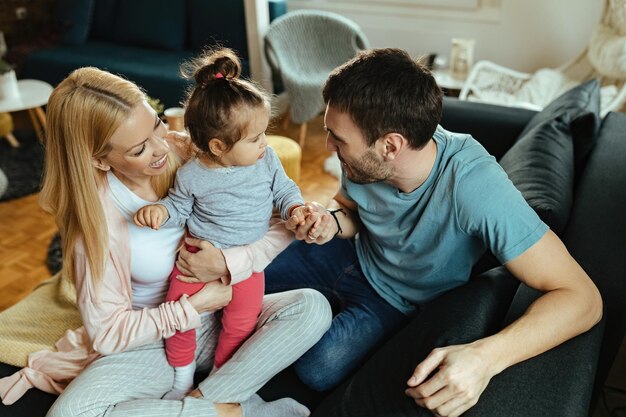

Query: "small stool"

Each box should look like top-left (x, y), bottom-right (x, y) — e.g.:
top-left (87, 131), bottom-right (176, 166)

top-left (267, 135), bottom-right (301, 183)
top-left (0, 112), bottom-right (19, 148)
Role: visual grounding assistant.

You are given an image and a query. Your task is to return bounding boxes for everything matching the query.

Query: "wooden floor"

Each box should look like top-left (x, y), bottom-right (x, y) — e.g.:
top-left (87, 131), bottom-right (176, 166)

top-left (0, 113), bottom-right (338, 311)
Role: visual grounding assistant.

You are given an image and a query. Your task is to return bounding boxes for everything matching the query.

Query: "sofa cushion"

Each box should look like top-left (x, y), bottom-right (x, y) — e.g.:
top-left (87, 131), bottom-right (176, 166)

top-left (56, 0), bottom-right (95, 45)
top-left (499, 116), bottom-right (575, 235)
top-left (187, 0), bottom-right (248, 57)
top-left (114, 0), bottom-right (185, 51)
top-left (89, 0), bottom-right (118, 41)
top-left (22, 41), bottom-right (193, 108)
top-left (519, 79), bottom-right (601, 179)
top-left (441, 97), bottom-right (537, 161)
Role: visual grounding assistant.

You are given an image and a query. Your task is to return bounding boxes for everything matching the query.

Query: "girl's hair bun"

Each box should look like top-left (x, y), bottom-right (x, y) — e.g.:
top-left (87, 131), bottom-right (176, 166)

top-left (182, 47), bottom-right (242, 87)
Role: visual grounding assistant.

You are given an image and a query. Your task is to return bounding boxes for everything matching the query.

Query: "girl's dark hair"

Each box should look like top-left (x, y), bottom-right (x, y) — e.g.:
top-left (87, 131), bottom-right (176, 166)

top-left (181, 47), bottom-right (271, 158)
top-left (323, 48), bottom-right (442, 149)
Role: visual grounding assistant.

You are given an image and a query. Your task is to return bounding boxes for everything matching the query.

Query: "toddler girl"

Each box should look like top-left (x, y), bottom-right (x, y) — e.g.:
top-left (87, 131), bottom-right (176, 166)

top-left (135, 48), bottom-right (308, 400)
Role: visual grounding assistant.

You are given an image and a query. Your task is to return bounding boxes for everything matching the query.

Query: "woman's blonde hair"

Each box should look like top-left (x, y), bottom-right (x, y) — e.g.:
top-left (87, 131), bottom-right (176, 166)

top-left (40, 67), bottom-right (178, 287)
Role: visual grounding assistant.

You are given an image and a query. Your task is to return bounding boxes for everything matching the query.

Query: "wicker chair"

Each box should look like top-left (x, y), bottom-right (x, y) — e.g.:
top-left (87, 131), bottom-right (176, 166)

top-left (459, 0), bottom-right (626, 117)
top-left (264, 10), bottom-right (370, 146)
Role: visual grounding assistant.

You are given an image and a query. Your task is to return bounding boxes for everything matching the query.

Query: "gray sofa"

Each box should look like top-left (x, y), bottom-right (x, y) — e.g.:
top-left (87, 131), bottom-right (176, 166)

top-left (261, 80), bottom-right (626, 417)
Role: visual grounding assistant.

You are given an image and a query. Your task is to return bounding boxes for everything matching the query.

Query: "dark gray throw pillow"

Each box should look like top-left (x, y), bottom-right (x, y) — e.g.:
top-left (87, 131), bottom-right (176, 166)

top-left (499, 116), bottom-right (575, 235)
top-left (519, 79), bottom-right (601, 179)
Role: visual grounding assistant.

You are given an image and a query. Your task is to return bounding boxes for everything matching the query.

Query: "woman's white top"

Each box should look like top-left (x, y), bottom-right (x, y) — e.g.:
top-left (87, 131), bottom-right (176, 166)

top-left (107, 172), bottom-right (184, 309)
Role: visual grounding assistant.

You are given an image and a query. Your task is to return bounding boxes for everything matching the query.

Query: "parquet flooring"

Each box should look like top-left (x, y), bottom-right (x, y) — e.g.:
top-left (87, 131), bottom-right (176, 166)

top-left (0, 113), bottom-right (338, 311)
top-left (0, 193), bottom-right (57, 311)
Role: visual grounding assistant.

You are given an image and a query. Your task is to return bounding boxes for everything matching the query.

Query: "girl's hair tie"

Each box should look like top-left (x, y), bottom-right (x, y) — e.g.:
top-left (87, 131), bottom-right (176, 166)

top-left (215, 72), bottom-right (224, 79)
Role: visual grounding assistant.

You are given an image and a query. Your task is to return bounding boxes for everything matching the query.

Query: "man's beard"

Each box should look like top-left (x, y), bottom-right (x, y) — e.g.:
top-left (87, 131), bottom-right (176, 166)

top-left (342, 148), bottom-right (392, 185)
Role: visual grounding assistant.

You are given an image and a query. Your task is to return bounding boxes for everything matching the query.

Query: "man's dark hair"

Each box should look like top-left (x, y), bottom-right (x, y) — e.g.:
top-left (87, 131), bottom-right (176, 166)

top-left (322, 48), bottom-right (443, 149)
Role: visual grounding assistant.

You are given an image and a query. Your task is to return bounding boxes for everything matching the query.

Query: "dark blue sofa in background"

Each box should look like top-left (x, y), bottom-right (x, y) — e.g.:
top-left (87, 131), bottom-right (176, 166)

top-left (20, 0), bottom-right (286, 108)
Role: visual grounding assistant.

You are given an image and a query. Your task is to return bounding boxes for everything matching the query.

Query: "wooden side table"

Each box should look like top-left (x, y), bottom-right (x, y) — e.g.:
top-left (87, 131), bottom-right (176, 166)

top-left (0, 79), bottom-right (54, 146)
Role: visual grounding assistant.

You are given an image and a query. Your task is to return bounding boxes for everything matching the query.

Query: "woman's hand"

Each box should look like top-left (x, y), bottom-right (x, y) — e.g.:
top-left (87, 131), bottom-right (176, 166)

top-left (175, 237), bottom-right (229, 283)
top-left (165, 131), bottom-right (197, 161)
top-left (188, 280), bottom-right (232, 314)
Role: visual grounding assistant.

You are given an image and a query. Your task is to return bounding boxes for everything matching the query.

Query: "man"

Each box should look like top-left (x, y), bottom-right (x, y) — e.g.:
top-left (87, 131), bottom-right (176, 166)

top-left (265, 48), bottom-right (601, 415)
top-left (179, 48), bottom-right (602, 416)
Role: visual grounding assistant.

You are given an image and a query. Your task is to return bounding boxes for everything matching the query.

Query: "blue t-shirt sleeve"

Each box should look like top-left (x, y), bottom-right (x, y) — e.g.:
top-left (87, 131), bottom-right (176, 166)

top-left (454, 160), bottom-right (549, 264)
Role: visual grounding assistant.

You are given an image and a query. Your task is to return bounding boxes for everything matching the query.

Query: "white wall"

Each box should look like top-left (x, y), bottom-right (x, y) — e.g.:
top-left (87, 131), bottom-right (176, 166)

top-left (285, 0), bottom-right (605, 73)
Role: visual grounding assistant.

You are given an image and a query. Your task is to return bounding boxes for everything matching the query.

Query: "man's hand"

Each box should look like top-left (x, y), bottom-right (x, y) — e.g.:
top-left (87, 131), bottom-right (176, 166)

top-left (134, 204), bottom-right (168, 230)
top-left (405, 342), bottom-right (497, 417)
top-left (285, 202), bottom-right (336, 245)
top-left (175, 237), bottom-right (229, 283)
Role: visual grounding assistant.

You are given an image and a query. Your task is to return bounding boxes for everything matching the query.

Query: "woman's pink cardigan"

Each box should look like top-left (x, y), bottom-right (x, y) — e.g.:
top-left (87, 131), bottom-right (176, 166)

top-left (0, 177), bottom-right (293, 404)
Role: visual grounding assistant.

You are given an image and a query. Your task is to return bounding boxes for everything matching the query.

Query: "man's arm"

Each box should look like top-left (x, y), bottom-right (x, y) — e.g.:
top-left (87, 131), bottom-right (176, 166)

top-left (325, 191), bottom-right (361, 239)
top-left (405, 230), bottom-right (602, 417)
top-left (281, 190), bottom-right (361, 244)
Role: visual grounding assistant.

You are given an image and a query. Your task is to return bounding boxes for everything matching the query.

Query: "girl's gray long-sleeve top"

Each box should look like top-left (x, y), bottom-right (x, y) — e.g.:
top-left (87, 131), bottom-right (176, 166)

top-left (161, 146), bottom-right (303, 249)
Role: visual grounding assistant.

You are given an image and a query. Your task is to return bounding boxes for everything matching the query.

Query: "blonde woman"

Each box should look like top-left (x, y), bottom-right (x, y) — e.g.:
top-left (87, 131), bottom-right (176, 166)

top-left (0, 67), bottom-right (331, 417)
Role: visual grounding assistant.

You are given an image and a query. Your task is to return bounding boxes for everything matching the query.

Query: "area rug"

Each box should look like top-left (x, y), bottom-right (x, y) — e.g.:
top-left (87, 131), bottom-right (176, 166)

top-left (0, 130), bottom-right (45, 202)
top-left (47, 232), bottom-right (62, 275)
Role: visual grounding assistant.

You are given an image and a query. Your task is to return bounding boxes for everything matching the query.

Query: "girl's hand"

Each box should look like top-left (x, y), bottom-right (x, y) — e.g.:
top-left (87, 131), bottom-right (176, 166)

top-left (134, 204), bottom-right (168, 230)
top-left (288, 205), bottom-right (311, 227)
top-left (187, 280), bottom-right (232, 314)
top-left (175, 237), bottom-right (229, 283)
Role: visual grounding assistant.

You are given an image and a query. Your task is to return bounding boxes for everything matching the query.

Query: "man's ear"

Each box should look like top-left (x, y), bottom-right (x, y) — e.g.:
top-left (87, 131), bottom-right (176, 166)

top-left (91, 158), bottom-right (111, 172)
top-left (208, 138), bottom-right (226, 157)
top-left (380, 133), bottom-right (405, 161)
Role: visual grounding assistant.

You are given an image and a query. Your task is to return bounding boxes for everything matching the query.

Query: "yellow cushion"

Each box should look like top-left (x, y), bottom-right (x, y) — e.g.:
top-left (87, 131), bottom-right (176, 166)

top-left (267, 135), bottom-right (302, 183)
top-left (0, 112), bottom-right (13, 137)
top-left (0, 273), bottom-right (81, 367)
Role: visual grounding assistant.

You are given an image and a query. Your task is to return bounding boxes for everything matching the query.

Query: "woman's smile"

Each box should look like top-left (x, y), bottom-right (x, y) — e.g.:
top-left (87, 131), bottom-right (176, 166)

top-left (150, 154), bottom-right (168, 169)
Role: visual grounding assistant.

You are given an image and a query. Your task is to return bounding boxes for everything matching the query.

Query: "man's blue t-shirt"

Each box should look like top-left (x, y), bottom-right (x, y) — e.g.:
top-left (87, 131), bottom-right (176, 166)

top-left (342, 126), bottom-right (549, 315)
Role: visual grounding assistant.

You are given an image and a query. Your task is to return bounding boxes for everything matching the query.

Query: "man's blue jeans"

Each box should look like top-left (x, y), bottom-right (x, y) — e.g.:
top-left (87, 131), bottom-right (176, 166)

top-left (265, 238), bottom-right (410, 391)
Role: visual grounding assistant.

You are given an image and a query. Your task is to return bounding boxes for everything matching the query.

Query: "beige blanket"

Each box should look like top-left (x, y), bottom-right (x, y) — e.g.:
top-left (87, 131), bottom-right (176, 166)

top-left (0, 273), bottom-right (81, 368)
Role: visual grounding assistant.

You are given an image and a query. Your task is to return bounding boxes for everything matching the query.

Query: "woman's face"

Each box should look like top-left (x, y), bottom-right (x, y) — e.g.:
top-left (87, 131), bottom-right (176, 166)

top-left (95, 101), bottom-right (170, 183)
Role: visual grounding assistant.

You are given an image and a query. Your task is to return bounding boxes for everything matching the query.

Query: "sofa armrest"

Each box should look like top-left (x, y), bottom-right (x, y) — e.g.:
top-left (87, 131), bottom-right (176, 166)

top-left (465, 284), bottom-right (604, 417)
top-left (312, 266), bottom-right (520, 417)
top-left (441, 97), bottom-right (537, 160)
top-left (561, 111), bottom-right (626, 405)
